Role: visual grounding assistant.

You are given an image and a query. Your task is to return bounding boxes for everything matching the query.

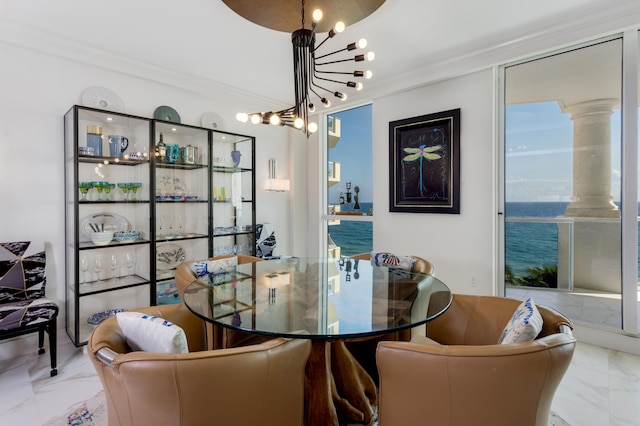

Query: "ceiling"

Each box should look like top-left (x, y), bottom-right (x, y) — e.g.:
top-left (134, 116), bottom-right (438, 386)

top-left (2, 0), bottom-right (639, 109)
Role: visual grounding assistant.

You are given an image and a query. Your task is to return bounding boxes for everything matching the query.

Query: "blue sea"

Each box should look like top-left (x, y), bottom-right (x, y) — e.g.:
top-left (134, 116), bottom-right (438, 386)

top-left (506, 202), bottom-right (640, 279)
top-left (328, 202), bottom-right (373, 257)
top-left (331, 201), bottom-right (639, 278)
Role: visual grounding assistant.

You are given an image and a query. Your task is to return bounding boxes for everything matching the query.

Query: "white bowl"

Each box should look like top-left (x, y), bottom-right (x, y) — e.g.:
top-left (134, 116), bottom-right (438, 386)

top-left (91, 231), bottom-right (114, 246)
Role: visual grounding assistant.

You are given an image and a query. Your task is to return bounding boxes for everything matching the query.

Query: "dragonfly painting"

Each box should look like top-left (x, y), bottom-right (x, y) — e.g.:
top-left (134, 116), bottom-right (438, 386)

top-left (389, 109), bottom-right (460, 214)
top-left (403, 143), bottom-right (442, 197)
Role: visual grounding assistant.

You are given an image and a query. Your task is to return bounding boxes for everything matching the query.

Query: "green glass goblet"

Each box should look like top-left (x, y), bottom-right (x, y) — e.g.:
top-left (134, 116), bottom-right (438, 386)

top-left (117, 182), bottom-right (130, 201)
top-left (130, 182), bottom-right (142, 200)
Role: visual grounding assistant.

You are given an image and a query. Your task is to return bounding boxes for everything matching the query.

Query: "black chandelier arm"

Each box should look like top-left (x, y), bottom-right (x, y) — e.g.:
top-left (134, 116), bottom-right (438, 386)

top-left (315, 56), bottom-right (363, 66)
top-left (314, 74), bottom-right (356, 87)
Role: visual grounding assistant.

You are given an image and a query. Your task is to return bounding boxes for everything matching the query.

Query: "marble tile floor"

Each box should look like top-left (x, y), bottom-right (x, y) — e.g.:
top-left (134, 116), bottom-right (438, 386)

top-left (0, 336), bottom-right (639, 425)
top-left (506, 286), bottom-right (640, 333)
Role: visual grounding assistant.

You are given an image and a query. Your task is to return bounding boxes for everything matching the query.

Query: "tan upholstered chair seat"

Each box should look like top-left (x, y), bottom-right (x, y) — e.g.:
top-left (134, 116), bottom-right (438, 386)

top-left (376, 294), bottom-right (576, 426)
top-left (88, 303), bottom-right (311, 426)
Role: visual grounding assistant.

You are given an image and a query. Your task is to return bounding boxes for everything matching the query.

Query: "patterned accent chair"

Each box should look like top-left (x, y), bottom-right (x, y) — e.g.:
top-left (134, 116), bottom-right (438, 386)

top-left (0, 241), bottom-right (58, 376)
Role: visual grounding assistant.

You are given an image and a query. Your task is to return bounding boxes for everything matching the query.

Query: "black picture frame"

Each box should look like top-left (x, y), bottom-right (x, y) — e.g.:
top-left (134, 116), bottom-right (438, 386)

top-left (389, 108), bottom-right (460, 214)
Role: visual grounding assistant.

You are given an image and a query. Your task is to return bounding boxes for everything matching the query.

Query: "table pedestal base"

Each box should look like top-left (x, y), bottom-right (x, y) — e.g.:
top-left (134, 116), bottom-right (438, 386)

top-left (305, 341), bottom-right (377, 426)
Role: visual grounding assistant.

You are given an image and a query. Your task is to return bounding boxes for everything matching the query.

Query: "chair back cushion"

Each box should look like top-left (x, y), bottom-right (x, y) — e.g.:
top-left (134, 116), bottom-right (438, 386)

top-left (0, 241), bottom-right (46, 302)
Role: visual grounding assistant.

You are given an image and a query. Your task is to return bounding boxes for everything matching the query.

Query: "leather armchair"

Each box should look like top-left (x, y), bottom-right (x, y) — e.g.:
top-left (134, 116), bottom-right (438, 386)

top-left (174, 254), bottom-right (268, 349)
top-left (88, 303), bottom-right (311, 426)
top-left (376, 294), bottom-right (576, 426)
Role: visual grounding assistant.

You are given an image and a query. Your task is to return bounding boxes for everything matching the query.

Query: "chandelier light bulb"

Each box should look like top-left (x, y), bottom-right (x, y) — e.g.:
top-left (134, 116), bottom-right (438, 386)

top-left (236, 112), bottom-right (248, 123)
top-left (308, 103), bottom-right (316, 113)
top-left (365, 70), bottom-right (373, 79)
top-left (294, 117), bottom-right (304, 128)
top-left (269, 114), bottom-right (281, 126)
top-left (366, 51), bottom-right (375, 61)
top-left (356, 82), bottom-right (363, 90)
top-left (358, 38), bottom-right (367, 49)
top-left (321, 98), bottom-right (331, 107)
top-left (250, 114), bottom-right (262, 124)
top-left (308, 122), bottom-right (318, 133)
top-left (312, 9), bottom-right (323, 22)
top-left (334, 21), bottom-right (345, 33)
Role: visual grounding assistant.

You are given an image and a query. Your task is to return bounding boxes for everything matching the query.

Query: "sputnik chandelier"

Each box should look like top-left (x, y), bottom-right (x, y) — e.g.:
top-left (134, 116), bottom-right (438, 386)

top-left (235, 0), bottom-right (374, 135)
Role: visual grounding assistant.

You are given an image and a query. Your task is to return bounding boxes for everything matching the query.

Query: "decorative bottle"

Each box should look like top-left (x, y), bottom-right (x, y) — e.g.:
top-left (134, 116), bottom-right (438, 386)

top-left (156, 133), bottom-right (166, 162)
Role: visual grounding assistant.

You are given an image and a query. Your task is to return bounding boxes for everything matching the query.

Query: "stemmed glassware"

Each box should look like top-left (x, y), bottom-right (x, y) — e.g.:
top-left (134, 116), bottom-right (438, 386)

top-left (80, 257), bottom-right (89, 283)
top-left (94, 181), bottom-right (107, 201)
top-left (109, 254), bottom-right (120, 281)
top-left (78, 182), bottom-right (93, 201)
top-left (130, 182), bottom-right (142, 200)
top-left (104, 183), bottom-right (116, 201)
top-left (117, 182), bottom-right (131, 201)
top-left (125, 252), bottom-right (136, 277)
top-left (93, 257), bottom-right (103, 283)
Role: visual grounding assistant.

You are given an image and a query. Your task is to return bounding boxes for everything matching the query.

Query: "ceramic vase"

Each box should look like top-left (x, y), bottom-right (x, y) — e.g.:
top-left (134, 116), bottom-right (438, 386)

top-left (231, 150), bottom-right (241, 167)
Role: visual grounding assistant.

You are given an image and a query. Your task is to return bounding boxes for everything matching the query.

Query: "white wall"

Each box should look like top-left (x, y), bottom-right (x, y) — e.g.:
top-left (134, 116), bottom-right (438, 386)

top-left (372, 69), bottom-right (496, 295)
top-left (0, 43), bottom-right (294, 356)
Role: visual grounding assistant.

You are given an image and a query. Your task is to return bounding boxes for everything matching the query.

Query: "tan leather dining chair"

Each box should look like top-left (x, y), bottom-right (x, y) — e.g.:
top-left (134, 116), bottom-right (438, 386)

top-left (174, 254), bottom-right (268, 349)
top-left (376, 294), bottom-right (576, 426)
top-left (88, 303), bottom-right (311, 426)
top-left (345, 252), bottom-right (435, 383)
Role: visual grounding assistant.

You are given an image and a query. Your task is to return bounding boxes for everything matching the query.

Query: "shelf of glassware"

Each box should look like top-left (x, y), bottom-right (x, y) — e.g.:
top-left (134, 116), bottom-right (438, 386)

top-left (211, 132), bottom-right (255, 257)
top-left (65, 105), bottom-right (153, 346)
top-left (153, 121), bottom-right (211, 301)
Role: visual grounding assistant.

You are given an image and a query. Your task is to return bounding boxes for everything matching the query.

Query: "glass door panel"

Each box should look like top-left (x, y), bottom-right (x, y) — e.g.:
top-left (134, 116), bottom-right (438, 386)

top-left (503, 38), bottom-right (624, 330)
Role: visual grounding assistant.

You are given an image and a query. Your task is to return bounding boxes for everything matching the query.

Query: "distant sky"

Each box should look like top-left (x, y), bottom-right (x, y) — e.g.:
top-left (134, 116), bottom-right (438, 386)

top-left (327, 104), bottom-right (373, 204)
top-left (505, 101), bottom-right (623, 202)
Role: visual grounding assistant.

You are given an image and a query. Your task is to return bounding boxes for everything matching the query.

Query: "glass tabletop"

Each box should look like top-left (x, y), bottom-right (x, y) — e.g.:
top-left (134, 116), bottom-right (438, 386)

top-left (183, 257), bottom-right (451, 340)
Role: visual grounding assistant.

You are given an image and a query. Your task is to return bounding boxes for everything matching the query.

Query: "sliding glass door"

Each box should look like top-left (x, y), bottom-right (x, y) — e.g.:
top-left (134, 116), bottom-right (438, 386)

top-left (500, 32), bottom-right (639, 334)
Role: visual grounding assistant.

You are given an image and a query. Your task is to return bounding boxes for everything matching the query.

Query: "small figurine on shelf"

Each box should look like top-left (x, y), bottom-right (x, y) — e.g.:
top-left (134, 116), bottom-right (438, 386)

top-left (156, 133), bottom-right (166, 162)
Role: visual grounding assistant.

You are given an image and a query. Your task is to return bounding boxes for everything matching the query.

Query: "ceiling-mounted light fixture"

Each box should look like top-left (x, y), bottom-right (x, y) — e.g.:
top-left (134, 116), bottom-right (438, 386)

top-left (235, 0), bottom-right (374, 136)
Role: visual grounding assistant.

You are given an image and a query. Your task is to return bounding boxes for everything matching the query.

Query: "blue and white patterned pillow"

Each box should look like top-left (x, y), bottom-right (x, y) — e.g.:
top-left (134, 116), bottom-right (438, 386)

top-left (370, 252), bottom-right (415, 270)
top-left (498, 297), bottom-right (543, 344)
top-left (190, 256), bottom-right (238, 285)
top-left (116, 311), bottom-right (188, 354)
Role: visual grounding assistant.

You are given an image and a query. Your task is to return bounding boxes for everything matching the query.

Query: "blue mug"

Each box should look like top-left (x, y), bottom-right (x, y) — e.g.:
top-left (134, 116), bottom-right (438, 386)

top-left (108, 135), bottom-right (129, 158)
top-left (166, 144), bottom-right (180, 163)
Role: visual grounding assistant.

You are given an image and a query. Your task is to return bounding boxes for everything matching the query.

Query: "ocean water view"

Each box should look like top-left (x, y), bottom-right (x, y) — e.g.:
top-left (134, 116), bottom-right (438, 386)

top-left (330, 201), bottom-right (640, 280)
top-left (506, 201), bottom-right (640, 280)
top-left (328, 202), bottom-right (373, 257)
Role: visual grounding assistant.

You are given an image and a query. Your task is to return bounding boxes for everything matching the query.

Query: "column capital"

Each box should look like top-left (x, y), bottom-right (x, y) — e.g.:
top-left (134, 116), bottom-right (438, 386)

top-left (559, 98), bottom-right (619, 118)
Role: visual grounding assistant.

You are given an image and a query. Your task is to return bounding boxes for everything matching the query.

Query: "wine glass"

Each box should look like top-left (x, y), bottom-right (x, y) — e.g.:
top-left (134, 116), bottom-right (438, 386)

top-left (109, 254), bottom-right (120, 281)
top-left (124, 252), bottom-right (136, 277)
top-left (93, 257), bottom-right (103, 283)
top-left (80, 257), bottom-right (89, 283)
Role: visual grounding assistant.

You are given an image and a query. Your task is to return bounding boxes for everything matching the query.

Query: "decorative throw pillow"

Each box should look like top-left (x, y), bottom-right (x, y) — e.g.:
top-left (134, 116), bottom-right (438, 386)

top-left (498, 297), bottom-right (543, 344)
top-left (116, 311), bottom-right (188, 354)
top-left (370, 252), bottom-right (415, 270)
top-left (190, 256), bottom-right (238, 285)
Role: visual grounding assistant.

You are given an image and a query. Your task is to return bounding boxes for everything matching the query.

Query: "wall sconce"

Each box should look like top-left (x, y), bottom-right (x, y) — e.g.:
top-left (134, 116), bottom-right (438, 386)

top-left (265, 159), bottom-right (291, 192)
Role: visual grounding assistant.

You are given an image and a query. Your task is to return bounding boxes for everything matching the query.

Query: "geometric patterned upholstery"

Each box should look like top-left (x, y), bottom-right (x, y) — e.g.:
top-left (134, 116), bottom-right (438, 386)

top-left (0, 241), bottom-right (58, 376)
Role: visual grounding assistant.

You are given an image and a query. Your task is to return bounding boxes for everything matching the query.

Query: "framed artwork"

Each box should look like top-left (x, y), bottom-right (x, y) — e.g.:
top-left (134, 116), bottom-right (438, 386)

top-left (389, 108), bottom-right (460, 214)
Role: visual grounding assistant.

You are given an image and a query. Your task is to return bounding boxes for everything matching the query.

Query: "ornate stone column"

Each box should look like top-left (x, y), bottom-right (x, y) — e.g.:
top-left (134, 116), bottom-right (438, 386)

top-left (560, 98), bottom-right (621, 293)
top-left (560, 98), bottom-right (620, 218)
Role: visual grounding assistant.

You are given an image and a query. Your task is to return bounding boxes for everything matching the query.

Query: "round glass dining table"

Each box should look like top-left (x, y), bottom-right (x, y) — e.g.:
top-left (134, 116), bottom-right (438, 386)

top-left (183, 257), bottom-right (452, 426)
top-left (183, 257), bottom-right (451, 340)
